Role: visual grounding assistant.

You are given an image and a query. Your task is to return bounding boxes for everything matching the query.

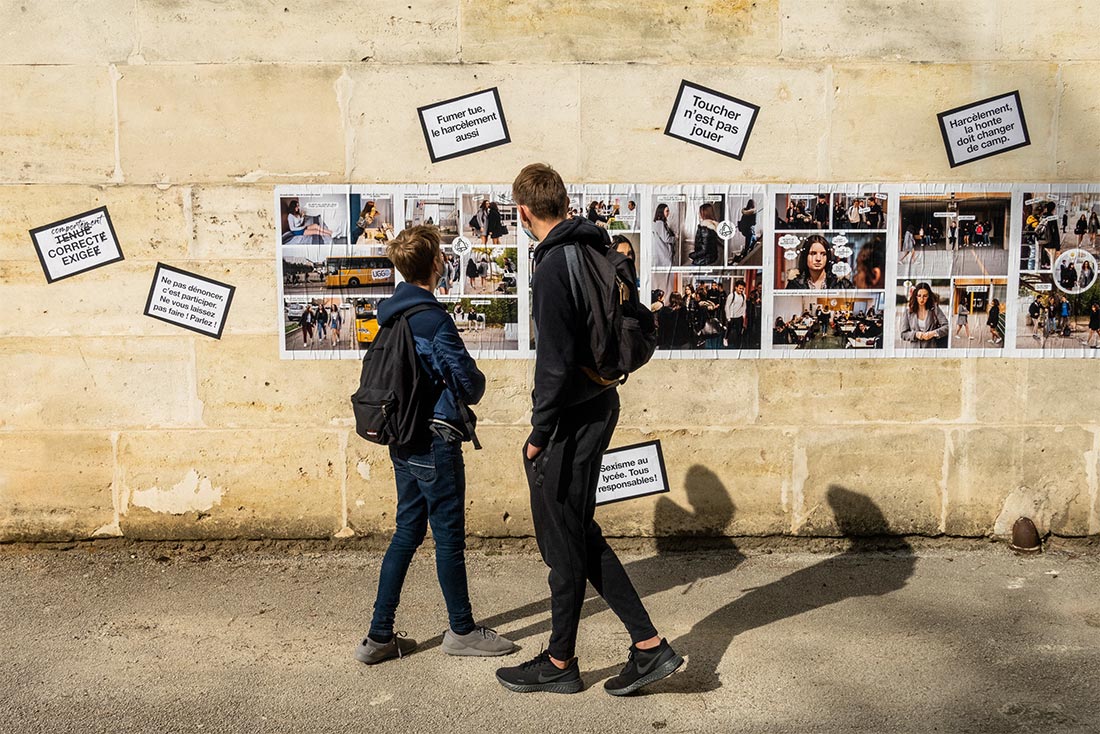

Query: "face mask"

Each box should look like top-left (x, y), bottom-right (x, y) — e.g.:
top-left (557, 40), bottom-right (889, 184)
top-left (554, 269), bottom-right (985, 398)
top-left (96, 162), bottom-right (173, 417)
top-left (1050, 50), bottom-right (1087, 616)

top-left (520, 214), bottom-right (538, 243)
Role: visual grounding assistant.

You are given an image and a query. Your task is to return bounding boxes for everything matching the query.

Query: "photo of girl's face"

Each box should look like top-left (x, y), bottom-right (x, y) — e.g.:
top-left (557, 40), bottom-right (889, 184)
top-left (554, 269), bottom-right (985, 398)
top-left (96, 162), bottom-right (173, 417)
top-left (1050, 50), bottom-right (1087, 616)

top-left (807, 242), bottom-right (828, 273)
top-left (916, 288), bottom-right (929, 305)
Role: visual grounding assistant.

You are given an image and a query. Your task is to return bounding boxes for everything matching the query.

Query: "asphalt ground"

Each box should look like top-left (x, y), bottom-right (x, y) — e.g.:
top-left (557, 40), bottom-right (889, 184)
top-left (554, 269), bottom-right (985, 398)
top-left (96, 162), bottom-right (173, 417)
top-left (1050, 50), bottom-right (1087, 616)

top-left (2, 538), bottom-right (1098, 734)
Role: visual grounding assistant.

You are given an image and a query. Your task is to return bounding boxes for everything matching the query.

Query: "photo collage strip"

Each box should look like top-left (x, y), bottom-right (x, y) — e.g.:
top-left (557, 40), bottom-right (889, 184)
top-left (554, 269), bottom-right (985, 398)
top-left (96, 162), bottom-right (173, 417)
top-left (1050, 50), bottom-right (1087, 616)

top-left (275, 184), bottom-right (1100, 360)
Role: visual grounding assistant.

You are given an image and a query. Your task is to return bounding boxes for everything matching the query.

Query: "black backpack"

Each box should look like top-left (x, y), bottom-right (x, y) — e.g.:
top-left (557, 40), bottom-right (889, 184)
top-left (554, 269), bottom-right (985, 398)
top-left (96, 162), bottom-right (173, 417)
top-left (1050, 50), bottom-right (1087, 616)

top-left (563, 243), bottom-right (656, 385)
top-left (351, 303), bottom-right (438, 446)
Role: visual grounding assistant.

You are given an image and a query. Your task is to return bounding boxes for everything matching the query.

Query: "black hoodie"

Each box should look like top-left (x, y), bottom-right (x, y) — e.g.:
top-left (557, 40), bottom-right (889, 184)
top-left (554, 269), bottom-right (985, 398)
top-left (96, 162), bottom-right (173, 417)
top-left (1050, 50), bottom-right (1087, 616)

top-left (529, 217), bottom-right (614, 447)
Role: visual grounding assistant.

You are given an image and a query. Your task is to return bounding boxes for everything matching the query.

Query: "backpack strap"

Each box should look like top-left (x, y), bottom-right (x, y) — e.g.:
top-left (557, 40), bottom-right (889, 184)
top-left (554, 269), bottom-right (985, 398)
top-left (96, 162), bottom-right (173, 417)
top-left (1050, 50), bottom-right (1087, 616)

top-left (563, 244), bottom-right (590, 316)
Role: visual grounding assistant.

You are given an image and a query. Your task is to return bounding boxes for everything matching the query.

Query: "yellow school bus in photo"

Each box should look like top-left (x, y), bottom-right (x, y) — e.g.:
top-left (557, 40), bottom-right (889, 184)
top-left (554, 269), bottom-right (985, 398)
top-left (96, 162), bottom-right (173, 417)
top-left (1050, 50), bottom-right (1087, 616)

top-left (326, 256), bottom-right (395, 288)
top-left (355, 299), bottom-right (383, 347)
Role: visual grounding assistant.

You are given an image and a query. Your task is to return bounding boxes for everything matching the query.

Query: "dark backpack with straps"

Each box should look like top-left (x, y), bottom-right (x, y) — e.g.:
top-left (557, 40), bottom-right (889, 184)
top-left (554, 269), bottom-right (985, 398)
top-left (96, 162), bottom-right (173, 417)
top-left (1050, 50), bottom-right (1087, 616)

top-left (350, 303), bottom-right (438, 447)
top-left (563, 243), bottom-right (657, 385)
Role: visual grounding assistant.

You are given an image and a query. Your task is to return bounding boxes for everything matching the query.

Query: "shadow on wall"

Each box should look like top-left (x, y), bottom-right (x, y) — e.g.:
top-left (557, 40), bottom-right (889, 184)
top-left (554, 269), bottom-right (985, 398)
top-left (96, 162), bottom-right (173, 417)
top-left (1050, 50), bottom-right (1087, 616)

top-left (416, 468), bottom-right (916, 696)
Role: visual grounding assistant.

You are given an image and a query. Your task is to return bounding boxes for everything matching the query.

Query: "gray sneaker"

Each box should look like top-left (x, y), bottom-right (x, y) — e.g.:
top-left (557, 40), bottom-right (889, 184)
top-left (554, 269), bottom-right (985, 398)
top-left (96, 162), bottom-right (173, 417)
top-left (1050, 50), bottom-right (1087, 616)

top-left (354, 632), bottom-right (417, 665)
top-left (442, 626), bottom-right (516, 657)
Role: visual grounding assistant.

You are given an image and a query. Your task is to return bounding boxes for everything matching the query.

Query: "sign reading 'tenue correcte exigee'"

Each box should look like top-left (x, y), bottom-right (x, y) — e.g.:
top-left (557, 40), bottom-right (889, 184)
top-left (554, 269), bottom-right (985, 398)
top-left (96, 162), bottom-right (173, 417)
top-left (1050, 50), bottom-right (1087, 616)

top-left (937, 90), bottom-right (1030, 167)
top-left (665, 80), bottom-right (760, 161)
top-left (144, 263), bottom-right (236, 339)
top-left (595, 441), bottom-right (670, 506)
top-left (418, 88), bottom-right (510, 163)
top-left (30, 206), bottom-right (124, 283)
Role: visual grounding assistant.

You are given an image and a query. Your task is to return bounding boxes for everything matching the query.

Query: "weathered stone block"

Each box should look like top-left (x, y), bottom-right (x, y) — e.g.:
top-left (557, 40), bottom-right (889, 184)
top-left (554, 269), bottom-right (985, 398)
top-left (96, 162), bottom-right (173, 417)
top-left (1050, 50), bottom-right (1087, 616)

top-left (0, 338), bottom-right (197, 430)
top-left (0, 0), bottom-right (134, 64)
top-left (138, 0), bottom-right (458, 64)
top-left (1057, 64), bottom-right (1100, 180)
top-left (618, 361), bottom-right (757, 429)
top-left (0, 432), bottom-right (115, 541)
top-left (117, 430), bottom-right (342, 539)
top-left (796, 427), bottom-right (945, 535)
top-left (476, 360), bottom-right (533, 426)
top-left (578, 64), bottom-right (829, 182)
top-left (1000, 7), bottom-right (1100, 61)
top-left (780, 1), bottom-right (1000, 61)
top-left (460, 0), bottom-right (780, 63)
top-left (0, 67), bottom-right (115, 183)
top-left (0, 185), bottom-right (189, 262)
top-left (192, 186), bottom-right (276, 260)
top-left (830, 64), bottom-right (1058, 181)
top-left (0, 260), bottom-right (274, 337)
top-left (117, 65), bottom-right (345, 183)
top-left (969, 359), bottom-right (1026, 425)
top-left (347, 65), bottom-right (582, 182)
top-left (946, 426), bottom-right (1094, 537)
top-left (196, 336), bottom-right (358, 428)
top-left (758, 359), bottom-right (963, 425)
top-left (1022, 359), bottom-right (1100, 425)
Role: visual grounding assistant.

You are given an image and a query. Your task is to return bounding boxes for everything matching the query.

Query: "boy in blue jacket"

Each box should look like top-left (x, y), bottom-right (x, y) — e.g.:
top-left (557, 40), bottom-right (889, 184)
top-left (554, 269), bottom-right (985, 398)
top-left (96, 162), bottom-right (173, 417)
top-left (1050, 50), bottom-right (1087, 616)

top-left (355, 225), bottom-right (515, 664)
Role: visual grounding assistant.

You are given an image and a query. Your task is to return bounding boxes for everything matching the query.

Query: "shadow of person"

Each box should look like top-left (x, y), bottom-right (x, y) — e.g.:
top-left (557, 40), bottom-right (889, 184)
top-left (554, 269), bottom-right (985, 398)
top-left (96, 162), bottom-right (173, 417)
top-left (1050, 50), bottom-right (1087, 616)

top-left (415, 465), bottom-right (743, 652)
top-left (586, 485), bottom-right (917, 694)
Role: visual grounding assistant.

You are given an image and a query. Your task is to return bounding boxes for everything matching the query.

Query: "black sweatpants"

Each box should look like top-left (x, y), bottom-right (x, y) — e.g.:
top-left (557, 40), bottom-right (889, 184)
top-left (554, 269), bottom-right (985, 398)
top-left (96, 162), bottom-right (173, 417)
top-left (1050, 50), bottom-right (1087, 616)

top-left (524, 388), bottom-right (658, 661)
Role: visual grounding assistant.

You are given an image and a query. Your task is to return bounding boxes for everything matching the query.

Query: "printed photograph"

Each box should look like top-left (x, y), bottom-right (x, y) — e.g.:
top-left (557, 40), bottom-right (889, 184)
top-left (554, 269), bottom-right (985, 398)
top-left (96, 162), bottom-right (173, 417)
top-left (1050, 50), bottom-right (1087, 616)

top-left (649, 269), bottom-right (763, 351)
top-left (281, 245), bottom-right (395, 298)
top-left (348, 193), bottom-right (395, 246)
top-left (439, 296), bottom-right (519, 352)
top-left (1017, 269), bottom-right (1100, 351)
top-left (279, 192), bottom-right (350, 246)
top-left (772, 293), bottom-right (886, 350)
top-left (948, 278), bottom-right (1007, 349)
top-left (581, 190), bottom-right (641, 232)
top-left (461, 193), bottom-right (518, 247)
top-left (774, 192), bottom-right (886, 232)
top-left (438, 245), bottom-right (518, 297)
top-left (897, 192), bottom-right (1010, 279)
top-left (774, 231), bottom-right (886, 290)
top-left (1020, 192), bottom-right (1100, 271)
top-left (283, 295), bottom-right (365, 354)
top-left (404, 195), bottom-right (459, 238)
top-left (894, 279), bottom-right (953, 350)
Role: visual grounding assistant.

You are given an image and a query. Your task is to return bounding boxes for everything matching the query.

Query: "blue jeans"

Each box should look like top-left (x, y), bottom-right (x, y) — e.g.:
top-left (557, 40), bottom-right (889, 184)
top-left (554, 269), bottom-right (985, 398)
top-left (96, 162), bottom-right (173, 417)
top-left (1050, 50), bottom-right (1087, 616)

top-left (369, 435), bottom-right (475, 638)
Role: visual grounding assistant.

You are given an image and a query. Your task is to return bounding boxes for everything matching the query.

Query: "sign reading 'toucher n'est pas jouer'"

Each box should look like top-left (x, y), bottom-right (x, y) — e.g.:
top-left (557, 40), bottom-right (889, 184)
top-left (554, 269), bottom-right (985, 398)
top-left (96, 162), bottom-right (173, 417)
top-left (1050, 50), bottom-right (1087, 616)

top-left (665, 80), bottom-right (760, 160)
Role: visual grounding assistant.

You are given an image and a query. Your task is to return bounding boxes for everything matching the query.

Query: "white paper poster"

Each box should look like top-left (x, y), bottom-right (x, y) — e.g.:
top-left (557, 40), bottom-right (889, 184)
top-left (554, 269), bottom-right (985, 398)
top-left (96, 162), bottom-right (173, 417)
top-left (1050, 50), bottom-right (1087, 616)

top-left (418, 88), bottom-right (510, 163)
top-left (938, 91), bottom-right (1030, 167)
top-left (664, 81), bottom-right (759, 160)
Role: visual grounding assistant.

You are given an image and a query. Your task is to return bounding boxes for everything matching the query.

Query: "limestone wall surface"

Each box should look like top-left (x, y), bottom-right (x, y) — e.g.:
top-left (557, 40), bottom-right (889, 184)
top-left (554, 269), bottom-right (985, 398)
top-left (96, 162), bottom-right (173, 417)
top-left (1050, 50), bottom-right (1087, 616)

top-left (2, 1), bottom-right (1099, 541)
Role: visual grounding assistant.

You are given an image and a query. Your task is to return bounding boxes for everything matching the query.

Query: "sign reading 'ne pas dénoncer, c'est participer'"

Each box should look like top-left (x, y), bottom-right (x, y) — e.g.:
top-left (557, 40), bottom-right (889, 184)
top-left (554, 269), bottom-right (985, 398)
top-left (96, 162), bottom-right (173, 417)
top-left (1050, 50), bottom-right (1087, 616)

top-left (144, 263), bottom-right (236, 339)
top-left (595, 441), bottom-right (670, 507)
top-left (665, 80), bottom-right (760, 161)
top-left (418, 88), bottom-right (511, 163)
top-left (29, 206), bottom-right (124, 283)
top-left (937, 90), bottom-right (1030, 167)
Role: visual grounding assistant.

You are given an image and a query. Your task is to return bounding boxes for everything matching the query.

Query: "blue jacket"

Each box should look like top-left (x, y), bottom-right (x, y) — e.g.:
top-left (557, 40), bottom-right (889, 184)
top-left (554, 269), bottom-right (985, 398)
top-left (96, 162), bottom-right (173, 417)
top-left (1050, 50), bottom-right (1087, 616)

top-left (377, 282), bottom-right (485, 431)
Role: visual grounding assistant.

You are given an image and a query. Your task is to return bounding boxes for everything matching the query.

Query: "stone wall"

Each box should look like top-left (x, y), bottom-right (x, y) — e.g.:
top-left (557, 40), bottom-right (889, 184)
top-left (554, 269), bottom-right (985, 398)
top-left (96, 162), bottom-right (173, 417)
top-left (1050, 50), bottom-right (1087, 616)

top-left (2, 1), bottom-right (1099, 541)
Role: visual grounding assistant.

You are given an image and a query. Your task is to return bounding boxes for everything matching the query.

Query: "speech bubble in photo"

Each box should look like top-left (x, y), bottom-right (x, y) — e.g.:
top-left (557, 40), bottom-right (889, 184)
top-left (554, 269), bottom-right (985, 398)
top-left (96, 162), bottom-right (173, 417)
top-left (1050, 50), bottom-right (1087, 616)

top-left (831, 234), bottom-right (849, 247)
top-left (834, 245), bottom-right (853, 259)
top-left (833, 262), bottom-right (852, 278)
top-left (784, 249), bottom-right (799, 261)
top-left (779, 234), bottom-right (800, 249)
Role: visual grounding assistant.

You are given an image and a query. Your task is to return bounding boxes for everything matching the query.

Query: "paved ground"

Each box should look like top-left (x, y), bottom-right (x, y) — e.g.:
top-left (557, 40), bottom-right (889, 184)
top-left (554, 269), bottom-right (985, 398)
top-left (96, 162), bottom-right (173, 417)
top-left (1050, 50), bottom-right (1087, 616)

top-left (2, 538), bottom-right (1099, 734)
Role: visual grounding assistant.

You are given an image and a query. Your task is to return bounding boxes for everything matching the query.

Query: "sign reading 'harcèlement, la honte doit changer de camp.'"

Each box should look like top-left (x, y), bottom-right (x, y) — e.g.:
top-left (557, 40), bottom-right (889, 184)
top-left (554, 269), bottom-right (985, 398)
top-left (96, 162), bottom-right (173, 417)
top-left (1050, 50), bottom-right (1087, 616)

top-left (938, 90), bottom-right (1030, 167)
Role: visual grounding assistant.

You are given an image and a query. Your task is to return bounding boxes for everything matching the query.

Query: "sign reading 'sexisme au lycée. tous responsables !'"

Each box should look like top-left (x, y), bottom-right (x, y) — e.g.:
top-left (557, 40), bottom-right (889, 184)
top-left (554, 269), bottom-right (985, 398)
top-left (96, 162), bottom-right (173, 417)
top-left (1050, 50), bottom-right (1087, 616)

top-left (938, 91), bottom-right (1030, 167)
top-left (595, 441), bottom-right (670, 507)
top-left (418, 88), bottom-right (511, 163)
top-left (664, 80), bottom-right (760, 161)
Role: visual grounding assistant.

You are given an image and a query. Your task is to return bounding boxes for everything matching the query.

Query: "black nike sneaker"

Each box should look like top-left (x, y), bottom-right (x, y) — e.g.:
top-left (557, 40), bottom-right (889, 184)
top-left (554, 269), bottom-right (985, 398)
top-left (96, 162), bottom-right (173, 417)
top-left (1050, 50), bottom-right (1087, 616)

top-left (495, 651), bottom-right (583, 694)
top-left (603, 639), bottom-right (684, 696)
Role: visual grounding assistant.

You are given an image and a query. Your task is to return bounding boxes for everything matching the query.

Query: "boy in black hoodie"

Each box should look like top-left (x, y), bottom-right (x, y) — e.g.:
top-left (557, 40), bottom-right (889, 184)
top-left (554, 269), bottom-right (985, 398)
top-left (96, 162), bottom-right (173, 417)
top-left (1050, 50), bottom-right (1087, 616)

top-left (495, 165), bottom-right (682, 695)
top-left (355, 225), bottom-right (515, 665)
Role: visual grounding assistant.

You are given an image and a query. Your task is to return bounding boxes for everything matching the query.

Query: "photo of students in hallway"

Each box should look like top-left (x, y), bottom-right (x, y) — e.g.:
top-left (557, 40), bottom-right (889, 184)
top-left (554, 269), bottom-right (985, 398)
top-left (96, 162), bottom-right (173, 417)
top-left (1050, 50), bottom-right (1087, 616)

top-left (897, 192), bottom-right (1010, 280)
top-left (949, 279), bottom-right (1007, 349)
top-left (649, 270), bottom-right (762, 351)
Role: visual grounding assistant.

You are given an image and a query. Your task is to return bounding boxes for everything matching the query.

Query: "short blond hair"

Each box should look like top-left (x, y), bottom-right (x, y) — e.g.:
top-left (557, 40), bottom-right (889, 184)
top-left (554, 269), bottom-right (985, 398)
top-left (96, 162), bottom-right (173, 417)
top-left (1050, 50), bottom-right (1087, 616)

top-left (512, 163), bottom-right (569, 221)
top-left (386, 225), bottom-right (440, 284)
